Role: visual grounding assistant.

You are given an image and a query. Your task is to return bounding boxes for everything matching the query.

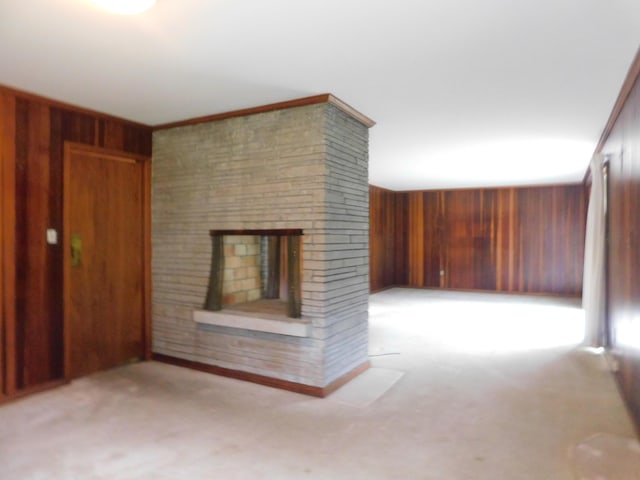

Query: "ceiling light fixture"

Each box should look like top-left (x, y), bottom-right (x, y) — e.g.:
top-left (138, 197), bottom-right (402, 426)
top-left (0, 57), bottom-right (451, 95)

top-left (92, 0), bottom-right (156, 15)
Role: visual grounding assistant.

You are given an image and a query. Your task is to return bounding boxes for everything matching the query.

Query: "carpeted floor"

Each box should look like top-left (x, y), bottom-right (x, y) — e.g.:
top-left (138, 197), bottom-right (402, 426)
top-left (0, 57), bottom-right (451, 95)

top-left (0, 288), bottom-right (638, 479)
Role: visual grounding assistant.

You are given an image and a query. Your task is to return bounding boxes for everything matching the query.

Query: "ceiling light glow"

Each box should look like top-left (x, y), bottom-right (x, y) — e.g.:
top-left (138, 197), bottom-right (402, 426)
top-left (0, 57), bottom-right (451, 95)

top-left (92, 0), bottom-right (156, 15)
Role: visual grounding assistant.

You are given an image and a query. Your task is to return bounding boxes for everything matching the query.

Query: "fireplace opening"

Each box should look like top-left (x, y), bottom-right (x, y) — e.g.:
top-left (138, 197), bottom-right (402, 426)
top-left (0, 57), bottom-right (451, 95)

top-left (204, 229), bottom-right (302, 319)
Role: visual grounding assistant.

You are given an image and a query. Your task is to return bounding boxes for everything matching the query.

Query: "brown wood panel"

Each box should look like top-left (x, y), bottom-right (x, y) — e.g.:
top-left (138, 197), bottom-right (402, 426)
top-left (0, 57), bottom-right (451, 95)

top-left (600, 52), bottom-right (640, 432)
top-left (370, 183), bottom-right (585, 296)
top-left (0, 84), bottom-right (152, 399)
top-left (0, 95), bottom-right (4, 396)
top-left (370, 186), bottom-right (407, 291)
top-left (14, 98), bottom-right (60, 388)
top-left (98, 119), bottom-right (152, 156)
top-left (407, 192), bottom-right (424, 287)
top-left (443, 189), bottom-right (498, 290)
top-left (0, 91), bottom-right (17, 396)
top-left (515, 185), bottom-right (585, 295)
top-left (495, 188), bottom-right (515, 291)
top-left (422, 191), bottom-right (442, 287)
top-left (393, 192), bottom-right (409, 286)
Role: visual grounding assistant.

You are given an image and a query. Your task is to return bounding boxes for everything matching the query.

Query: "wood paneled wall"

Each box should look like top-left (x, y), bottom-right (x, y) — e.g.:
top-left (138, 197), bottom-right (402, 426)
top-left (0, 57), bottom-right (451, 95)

top-left (369, 186), bottom-right (407, 291)
top-left (598, 50), bottom-right (640, 432)
top-left (370, 184), bottom-right (586, 296)
top-left (0, 85), bottom-right (151, 399)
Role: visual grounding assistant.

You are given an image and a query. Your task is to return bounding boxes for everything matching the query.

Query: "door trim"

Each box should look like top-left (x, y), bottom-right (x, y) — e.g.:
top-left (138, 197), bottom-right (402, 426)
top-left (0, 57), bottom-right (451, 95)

top-left (62, 142), bottom-right (151, 380)
top-left (1, 92), bottom-right (17, 396)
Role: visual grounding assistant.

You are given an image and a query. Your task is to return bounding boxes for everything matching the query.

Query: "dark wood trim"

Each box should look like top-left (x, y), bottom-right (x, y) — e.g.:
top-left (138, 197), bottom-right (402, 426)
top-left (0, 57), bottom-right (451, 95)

top-left (210, 229), bottom-right (303, 236)
top-left (1, 92), bottom-right (17, 395)
top-left (0, 379), bottom-right (68, 406)
top-left (392, 285), bottom-right (582, 298)
top-left (596, 47), bottom-right (640, 154)
top-left (62, 143), bottom-right (73, 379)
top-left (0, 84), bottom-right (151, 130)
top-left (321, 361), bottom-right (371, 397)
top-left (326, 94), bottom-right (376, 128)
top-left (395, 181), bottom-right (585, 194)
top-left (62, 142), bottom-right (149, 164)
top-left (155, 94), bottom-right (375, 131)
top-left (152, 353), bottom-right (370, 398)
top-left (142, 156), bottom-right (152, 360)
top-left (0, 93), bottom-right (5, 395)
top-left (369, 184), bottom-right (397, 193)
top-left (370, 285), bottom-right (401, 294)
top-left (155, 95), bottom-right (332, 130)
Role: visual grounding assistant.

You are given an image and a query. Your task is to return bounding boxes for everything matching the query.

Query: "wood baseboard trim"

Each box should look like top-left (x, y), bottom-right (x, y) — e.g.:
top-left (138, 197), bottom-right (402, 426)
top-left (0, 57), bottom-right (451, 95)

top-left (612, 367), bottom-right (640, 439)
top-left (389, 285), bottom-right (582, 298)
top-left (152, 353), bottom-right (370, 398)
top-left (0, 379), bottom-right (68, 406)
top-left (370, 285), bottom-right (400, 294)
top-left (321, 361), bottom-right (371, 397)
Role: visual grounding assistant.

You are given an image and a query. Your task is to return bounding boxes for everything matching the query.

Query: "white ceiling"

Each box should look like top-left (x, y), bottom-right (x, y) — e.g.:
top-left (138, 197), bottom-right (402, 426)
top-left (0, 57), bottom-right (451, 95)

top-left (1, 0), bottom-right (639, 190)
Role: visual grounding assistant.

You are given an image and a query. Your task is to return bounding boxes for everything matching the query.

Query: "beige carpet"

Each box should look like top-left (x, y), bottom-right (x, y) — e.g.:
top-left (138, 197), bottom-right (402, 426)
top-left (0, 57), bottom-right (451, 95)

top-left (0, 289), bottom-right (637, 479)
top-left (571, 433), bottom-right (640, 479)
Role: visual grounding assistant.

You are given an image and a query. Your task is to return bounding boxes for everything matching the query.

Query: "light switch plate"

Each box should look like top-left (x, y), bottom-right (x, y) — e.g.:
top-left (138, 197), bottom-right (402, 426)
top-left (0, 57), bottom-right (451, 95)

top-left (46, 228), bottom-right (58, 245)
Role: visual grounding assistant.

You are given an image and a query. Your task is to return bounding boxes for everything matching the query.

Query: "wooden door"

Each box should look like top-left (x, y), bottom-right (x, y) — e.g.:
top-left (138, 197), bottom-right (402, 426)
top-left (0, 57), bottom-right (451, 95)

top-left (63, 144), bottom-right (149, 379)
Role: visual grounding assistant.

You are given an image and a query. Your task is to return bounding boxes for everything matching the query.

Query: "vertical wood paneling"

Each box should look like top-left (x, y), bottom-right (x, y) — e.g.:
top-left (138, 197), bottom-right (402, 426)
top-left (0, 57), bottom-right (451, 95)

top-left (370, 186), bottom-right (407, 291)
top-left (443, 189), bottom-right (498, 290)
top-left (369, 183), bottom-right (585, 296)
top-left (15, 100), bottom-right (56, 388)
top-left (0, 94), bottom-right (4, 396)
top-left (495, 188), bottom-right (514, 291)
top-left (393, 192), bottom-right (409, 286)
top-left (0, 91), bottom-right (17, 395)
top-left (407, 192), bottom-right (424, 287)
top-left (515, 186), bottom-right (585, 295)
top-left (422, 191), bottom-right (442, 287)
top-left (0, 84), bottom-right (152, 398)
top-left (98, 119), bottom-right (152, 156)
top-left (600, 57), bottom-right (640, 431)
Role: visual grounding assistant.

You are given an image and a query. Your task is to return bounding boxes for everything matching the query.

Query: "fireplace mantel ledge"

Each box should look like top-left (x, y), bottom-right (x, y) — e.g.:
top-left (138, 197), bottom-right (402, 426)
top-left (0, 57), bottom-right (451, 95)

top-left (193, 309), bottom-right (311, 338)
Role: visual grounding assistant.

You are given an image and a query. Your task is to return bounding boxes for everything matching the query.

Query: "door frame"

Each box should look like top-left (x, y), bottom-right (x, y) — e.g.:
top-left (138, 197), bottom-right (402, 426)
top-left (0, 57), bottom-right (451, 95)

top-left (0, 92), bottom-right (17, 396)
top-left (62, 142), bottom-right (151, 380)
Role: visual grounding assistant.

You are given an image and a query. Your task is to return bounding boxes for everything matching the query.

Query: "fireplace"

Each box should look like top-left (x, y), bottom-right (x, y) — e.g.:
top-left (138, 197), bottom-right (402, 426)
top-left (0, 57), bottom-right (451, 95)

top-left (203, 229), bottom-right (302, 318)
top-left (152, 95), bottom-right (373, 390)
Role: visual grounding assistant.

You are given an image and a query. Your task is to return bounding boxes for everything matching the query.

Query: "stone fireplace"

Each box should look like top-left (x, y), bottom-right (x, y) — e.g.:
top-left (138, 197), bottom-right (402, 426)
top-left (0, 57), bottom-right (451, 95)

top-left (151, 95), bottom-right (374, 394)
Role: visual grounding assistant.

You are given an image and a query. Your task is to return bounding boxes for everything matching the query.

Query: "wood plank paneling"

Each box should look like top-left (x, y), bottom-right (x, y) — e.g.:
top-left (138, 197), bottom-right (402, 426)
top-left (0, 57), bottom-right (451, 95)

top-left (407, 191), bottom-right (424, 287)
top-left (421, 191), bottom-right (442, 288)
top-left (0, 84), bottom-right (152, 398)
top-left (0, 91), bottom-right (17, 396)
top-left (443, 189), bottom-right (498, 290)
top-left (15, 99), bottom-right (57, 388)
top-left (514, 186), bottom-right (585, 295)
top-left (369, 186), bottom-right (407, 291)
top-left (370, 184), bottom-right (585, 296)
top-left (600, 53), bottom-right (640, 432)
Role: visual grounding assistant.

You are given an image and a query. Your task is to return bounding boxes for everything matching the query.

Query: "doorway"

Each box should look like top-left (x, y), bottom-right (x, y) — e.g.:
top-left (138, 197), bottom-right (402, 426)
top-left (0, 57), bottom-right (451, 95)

top-left (63, 143), bottom-right (150, 379)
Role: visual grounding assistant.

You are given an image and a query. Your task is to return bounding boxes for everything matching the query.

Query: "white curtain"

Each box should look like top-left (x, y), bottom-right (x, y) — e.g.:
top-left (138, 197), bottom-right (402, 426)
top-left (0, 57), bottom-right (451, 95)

top-left (582, 154), bottom-right (607, 347)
